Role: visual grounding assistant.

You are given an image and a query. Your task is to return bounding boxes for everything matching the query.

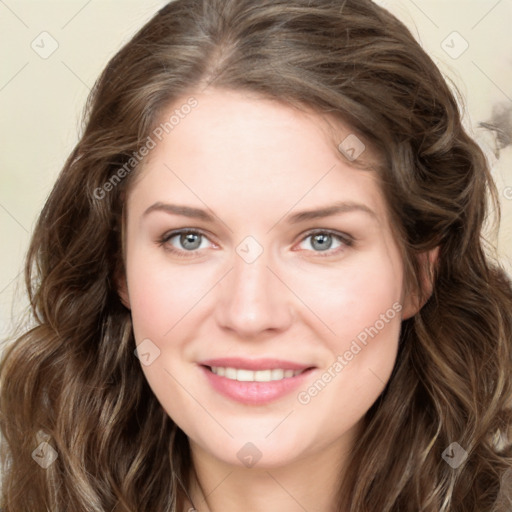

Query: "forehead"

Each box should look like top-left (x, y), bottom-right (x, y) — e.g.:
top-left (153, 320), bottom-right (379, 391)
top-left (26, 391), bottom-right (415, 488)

top-left (128, 88), bottom-right (388, 224)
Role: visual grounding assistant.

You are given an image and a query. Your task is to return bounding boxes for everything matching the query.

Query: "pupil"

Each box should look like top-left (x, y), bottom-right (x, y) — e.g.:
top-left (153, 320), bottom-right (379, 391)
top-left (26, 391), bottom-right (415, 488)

top-left (312, 233), bottom-right (332, 251)
top-left (181, 233), bottom-right (201, 250)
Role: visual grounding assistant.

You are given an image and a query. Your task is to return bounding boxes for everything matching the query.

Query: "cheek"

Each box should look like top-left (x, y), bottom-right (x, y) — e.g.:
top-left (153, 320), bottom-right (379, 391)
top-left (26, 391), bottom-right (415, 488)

top-left (125, 249), bottom-right (211, 422)
top-left (289, 250), bottom-right (404, 345)
top-left (291, 257), bottom-right (403, 434)
top-left (289, 248), bottom-right (404, 411)
top-left (126, 245), bottom-right (217, 342)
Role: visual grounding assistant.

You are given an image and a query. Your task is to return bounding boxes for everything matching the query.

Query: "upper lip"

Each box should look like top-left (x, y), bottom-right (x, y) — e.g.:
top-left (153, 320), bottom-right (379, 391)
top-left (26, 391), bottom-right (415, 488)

top-left (199, 358), bottom-right (314, 371)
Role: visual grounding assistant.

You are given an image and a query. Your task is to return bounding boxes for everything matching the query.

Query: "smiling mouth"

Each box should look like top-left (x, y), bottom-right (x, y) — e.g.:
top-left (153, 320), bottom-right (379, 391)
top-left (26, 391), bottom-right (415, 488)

top-left (205, 366), bottom-right (309, 382)
top-left (200, 361), bottom-right (316, 404)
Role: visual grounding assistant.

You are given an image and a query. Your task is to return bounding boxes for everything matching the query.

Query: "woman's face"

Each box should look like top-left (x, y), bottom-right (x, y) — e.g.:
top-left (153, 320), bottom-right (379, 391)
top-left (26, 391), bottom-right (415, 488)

top-left (121, 88), bottom-right (416, 470)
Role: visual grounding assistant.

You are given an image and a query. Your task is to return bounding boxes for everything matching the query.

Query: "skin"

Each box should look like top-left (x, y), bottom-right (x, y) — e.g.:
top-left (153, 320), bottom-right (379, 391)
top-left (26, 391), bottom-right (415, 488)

top-left (119, 88), bottom-right (429, 512)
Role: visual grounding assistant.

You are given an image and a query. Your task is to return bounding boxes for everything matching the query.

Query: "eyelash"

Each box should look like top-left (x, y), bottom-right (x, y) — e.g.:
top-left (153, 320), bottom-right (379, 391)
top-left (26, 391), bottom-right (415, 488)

top-left (157, 228), bottom-right (354, 259)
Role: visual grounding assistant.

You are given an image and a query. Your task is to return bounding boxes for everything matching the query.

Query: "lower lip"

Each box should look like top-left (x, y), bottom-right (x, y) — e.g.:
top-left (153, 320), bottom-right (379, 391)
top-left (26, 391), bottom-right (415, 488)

top-left (200, 365), bottom-right (314, 405)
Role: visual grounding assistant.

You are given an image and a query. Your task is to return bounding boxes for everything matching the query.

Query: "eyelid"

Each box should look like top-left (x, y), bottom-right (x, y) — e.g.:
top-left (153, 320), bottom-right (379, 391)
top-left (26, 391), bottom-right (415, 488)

top-left (160, 227), bottom-right (213, 243)
top-left (299, 228), bottom-right (354, 244)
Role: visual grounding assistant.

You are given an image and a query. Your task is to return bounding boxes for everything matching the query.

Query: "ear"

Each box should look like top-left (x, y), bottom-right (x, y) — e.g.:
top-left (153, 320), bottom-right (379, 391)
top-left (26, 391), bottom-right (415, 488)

top-left (116, 270), bottom-right (131, 310)
top-left (401, 246), bottom-right (439, 320)
top-left (116, 200), bottom-right (131, 309)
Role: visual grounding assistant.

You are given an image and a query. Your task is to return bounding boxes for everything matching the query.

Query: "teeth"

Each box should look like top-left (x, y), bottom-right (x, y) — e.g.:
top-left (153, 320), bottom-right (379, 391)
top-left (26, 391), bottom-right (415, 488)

top-left (271, 369), bottom-right (283, 380)
top-left (210, 366), bottom-right (304, 382)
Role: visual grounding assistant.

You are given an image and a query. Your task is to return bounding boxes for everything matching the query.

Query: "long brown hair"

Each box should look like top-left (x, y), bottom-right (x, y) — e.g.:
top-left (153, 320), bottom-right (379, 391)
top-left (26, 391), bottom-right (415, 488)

top-left (1, 0), bottom-right (511, 510)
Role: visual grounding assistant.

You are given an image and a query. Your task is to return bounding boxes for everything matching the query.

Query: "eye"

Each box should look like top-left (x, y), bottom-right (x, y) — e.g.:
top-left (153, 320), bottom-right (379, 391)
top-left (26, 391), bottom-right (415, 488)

top-left (159, 229), bottom-right (213, 255)
top-left (158, 228), bottom-right (352, 258)
top-left (297, 230), bottom-right (353, 255)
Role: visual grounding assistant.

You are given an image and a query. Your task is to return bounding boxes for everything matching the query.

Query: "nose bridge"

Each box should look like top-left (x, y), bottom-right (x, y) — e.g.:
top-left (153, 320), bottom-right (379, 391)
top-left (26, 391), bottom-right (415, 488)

top-left (214, 241), bottom-right (293, 336)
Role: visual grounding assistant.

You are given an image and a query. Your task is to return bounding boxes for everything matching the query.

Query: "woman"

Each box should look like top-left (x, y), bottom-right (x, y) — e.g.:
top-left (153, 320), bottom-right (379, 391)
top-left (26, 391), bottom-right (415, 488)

top-left (1, 0), bottom-right (511, 510)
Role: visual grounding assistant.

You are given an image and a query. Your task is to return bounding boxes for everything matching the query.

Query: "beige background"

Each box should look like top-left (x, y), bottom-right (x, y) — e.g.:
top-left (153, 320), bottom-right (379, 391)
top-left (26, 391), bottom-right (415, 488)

top-left (1, 0), bottom-right (511, 342)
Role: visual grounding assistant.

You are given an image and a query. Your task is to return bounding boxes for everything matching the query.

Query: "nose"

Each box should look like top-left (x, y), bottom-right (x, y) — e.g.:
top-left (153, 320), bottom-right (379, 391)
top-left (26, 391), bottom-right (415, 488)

top-left (214, 246), bottom-right (294, 339)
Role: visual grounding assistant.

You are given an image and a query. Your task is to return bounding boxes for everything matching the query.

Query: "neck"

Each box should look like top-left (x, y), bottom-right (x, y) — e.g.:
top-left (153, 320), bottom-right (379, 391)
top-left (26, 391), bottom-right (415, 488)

top-left (183, 434), bottom-right (358, 512)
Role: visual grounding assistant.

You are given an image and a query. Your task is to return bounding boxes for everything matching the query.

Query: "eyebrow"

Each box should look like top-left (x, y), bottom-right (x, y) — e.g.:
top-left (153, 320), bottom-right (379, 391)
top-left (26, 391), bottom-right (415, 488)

top-left (143, 200), bottom-right (377, 223)
top-left (286, 201), bottom-right (377, 223)
top-left (143, 202), bottom-right (215, 222)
